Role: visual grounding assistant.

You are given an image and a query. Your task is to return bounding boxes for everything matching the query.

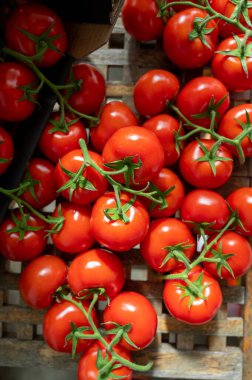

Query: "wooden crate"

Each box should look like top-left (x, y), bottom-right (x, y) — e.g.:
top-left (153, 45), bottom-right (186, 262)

top-left (1, 17), bottom-right (252, 380)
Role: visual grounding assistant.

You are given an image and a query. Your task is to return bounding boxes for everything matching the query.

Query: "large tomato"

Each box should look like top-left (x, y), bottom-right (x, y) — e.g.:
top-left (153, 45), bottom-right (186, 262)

top-left (67, 248), bottom-right (126, 299)
top-left (0, 126), bottom-right (14, 175)
top-left (226, 187), bottom-right (252, 237)
top-left (140, 218), bottom-right (196, 273)
top-left (103, 291), bottom-right (157, 350)
top-left (5, 3), bottom-right (67, 68)
top-left (0, 62), bottom-right (37, 122)
top-left (90, 192), bottom-right (149, 252)
top-left (163, 266), bottom-right (223, 324)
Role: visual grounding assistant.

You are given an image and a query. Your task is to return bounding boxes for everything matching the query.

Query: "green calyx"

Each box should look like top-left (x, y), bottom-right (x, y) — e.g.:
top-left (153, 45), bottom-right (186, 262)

top-left (207, 243), bottom-right (235, 279)
top-left (192, 95), bottom-right (228, 124)
top-left (235, 110), bottom-right (252, 142)
top-left (189, 17), bottom-right (215, 49)
top-left (46, 204), bottom-right (65, 235)
top-left (7, 210), bottom-right (42, 241)
top-left (104, 156), bottom-right (142, 188)
top-left (148, 183), bottom-right (175, 212)
top-left (161, 242), bottom-right (194, 269)
top-left (16, 168), bottom-right (39, 203)
top-left (179, 272), bottom-right (210, 308)
top-left (230, 0), bottom-right (252, 27)
top-left (48, 116), bottom-right (80, 134)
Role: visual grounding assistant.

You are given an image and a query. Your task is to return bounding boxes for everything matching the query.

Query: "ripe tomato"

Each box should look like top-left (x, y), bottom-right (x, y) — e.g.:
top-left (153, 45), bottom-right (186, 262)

top-left (140, 218), bottom-right (196, 273)
top-left (5, 4), bottom-right (67, 68)
top-left (103, 291), bottom-right (157, 350)
top-left (217, 103), bottom-right (252, 157)
top-left (102, 126), bottom-right (165, 186)
top-left (212, 35), bottom-right (252, 92)
top-left (163, 266), bottom-right (223, 324)
top-left (180, 189), bottom-right (230, 234)
top-left (133, 70), bottom-right (180, 118)
top-left (90, 101), bottom-right (138, 152)
top-left (90, 192), bottom-right (149, 252)
top-left (66, 63), bottom-right (106, 116)
top-left (163, 8), bottom-right (218, 69)
top-left (142, 114), bottom-right (184, 166)
top-left (43, 299), bottom-right (98, 353)
top-left (179, 139), bottom-right (233, 189)
top-left (176, 76), bottom-right (230, 129)
top-left (19, 157), bottom-right (57, 209)
top-left (226, 187), bottom-right (252, 237)
top-left (0, 209), bottom-right (47, 261)
top-left (54, 149), bottom-right (108, 206)
top-left (0, 62), bottom-right (37, 122)
top-left (67, 248), bottom-right (126, 299)
top-left (166, 0), bottom-right (205, 12)
top-left (0, 126), bottom-right (14, 175)
top-left (38, 112), bottom-right (88, 163)
top-left (19, 254), bottom-right (67, 309)
top-left (78, 340), bottom-right (132, 380)
top-left (121, 0), bottom-right (164, 42)
top-left (203, 231), bottom-right (252, 280)
top-left (50, 202), bottom-right (95, 254)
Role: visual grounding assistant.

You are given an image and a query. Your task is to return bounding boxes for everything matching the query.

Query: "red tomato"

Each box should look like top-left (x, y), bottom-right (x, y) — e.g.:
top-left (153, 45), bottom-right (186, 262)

top-left (66, 63), bottom-right (106, 116)
top-left (166, 0), bottom-right (205, 12)
top-left (212, 35), bottom-right (252, 92)
top-left (102, 126), bottom-right (165, 186)
top-left (176, 76), bottom-right (230, 129)
top-left (68, 248), bottom-right (125, 299)
top-left (38, 112), bottom-right (88, 163)
top-left (0, 62), bottom-right (37, 122)
top-left (133, 70), bottom-right (180, 118)
top-left (90, 101), bottom-right (138, 152)
top-left (180, 189), bottom-right (230, 234)
top-left (0, 126), bottom-right (14, 175)
top-left (5, 4), bottom-right (67, 68)
top-left (103, 291), bottom-right (157, 350)
top-left (19, 157), bottom-right (57, 209)
top-left (78, 340), bottom-right (132, 380)
top-left (50, 202), bottom-right (95, 254)
top-left (203, 231), bottom-right (252, 280)
top-left (163, 8), bottom-right (218, 69)
top-left (140, 218), bottom-right (196, 273)
top-left (226, 187), bottom-right (252, 237)
top-left (142, 114), bottom-right (184, 166)
top-left (43, 299), bottom-right (98, 353)
top-left (218, 104), bottom-right (252, 157)
top-left (121, 0), bottom-right (164, 41)
top-left (19, 254), bottom-right (67, 309)
top-left (179, 139), bottom-right (233, 189)
top-left (54, 149), bottom-right (108, 206)
top-left (0, 209), bottom-right (47, 261)
top-left (163, 266), bottom-right (223, 324)
top-left (90, 192), bottom-right (149, 252)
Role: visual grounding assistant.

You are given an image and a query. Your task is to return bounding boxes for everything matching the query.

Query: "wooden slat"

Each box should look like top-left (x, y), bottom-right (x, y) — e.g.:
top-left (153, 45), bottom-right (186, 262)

top-left (243, 267), bottom-right (252, 380)
top-left (208, 305), bottom-right (227, 351)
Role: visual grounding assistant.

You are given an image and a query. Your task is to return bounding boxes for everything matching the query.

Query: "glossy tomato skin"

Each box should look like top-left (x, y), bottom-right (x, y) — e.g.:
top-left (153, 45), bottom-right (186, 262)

top-left (67, 248), bottom-right (125, 299)
top-left (142, 114), bottom-right (184, 166)
top-left (133, 70), bottom-right (180, 118)
top-left (51, 202), bottom-right (95, 254)
top-left (179, 139), bottom-right (233, 189)
top-left (212, 35), bottom-right (252, 92)
top-left (140, 218), bottom-right (196, 273)
top-left (218, 104), bottom-right (252, 157)
top-left (43, 299), bottom-right (98, 353)
top-left (19, 254), bottom-right (67, 309)
top-left (203, 231), bottom-right (252, 280)
top-left (78, 340), bottom-right (132, 380)
top-left (176, 77), bottom-right (230, 128)
top-left (103, 291), bottom-right (157, 350)
top-left (226, 187), bottom-right (252, 237)
top-left (90, 101), bottom-right (138, 152)
top-left (121, 0), bottom-right (164, 41)
top-left (39, 113), bottom-right (88, 163)
top-left (180, 189), bottom-right (230, 234)
top-left (90, 192), bottom-right (149, 252)
top-left (54, 149), bottom-right (108, 206)
top-left (0, 126), bottom-right (14, 175)
top-left (166, 0), bottom-right (205, 12)
top-left (163, 266), bottom-right (223, 324)
top-left (0, 209), bottom-right (47, 261)
top-left (0, 62), bottom-right (37, 122)
top-left (163, 8), bottom-right (218, 69)
top-left (5, 4), bottom-right (67, 68)
top-left (67, 63), bottom-right (106, 116)
top-left (20, 157), bottom-right (57, 209)
top-left (102, 126), bottom-right (165, 185)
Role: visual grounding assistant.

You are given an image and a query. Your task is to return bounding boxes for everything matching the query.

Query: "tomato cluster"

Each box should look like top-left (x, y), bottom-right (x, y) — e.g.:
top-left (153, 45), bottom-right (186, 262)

top-left (1, 0), bottom-right (252, 379)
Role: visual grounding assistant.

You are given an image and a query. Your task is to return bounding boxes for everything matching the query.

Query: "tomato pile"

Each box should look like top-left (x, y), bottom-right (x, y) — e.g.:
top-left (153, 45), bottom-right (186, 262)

top-left (1, 0), bottom-right (252, 378)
